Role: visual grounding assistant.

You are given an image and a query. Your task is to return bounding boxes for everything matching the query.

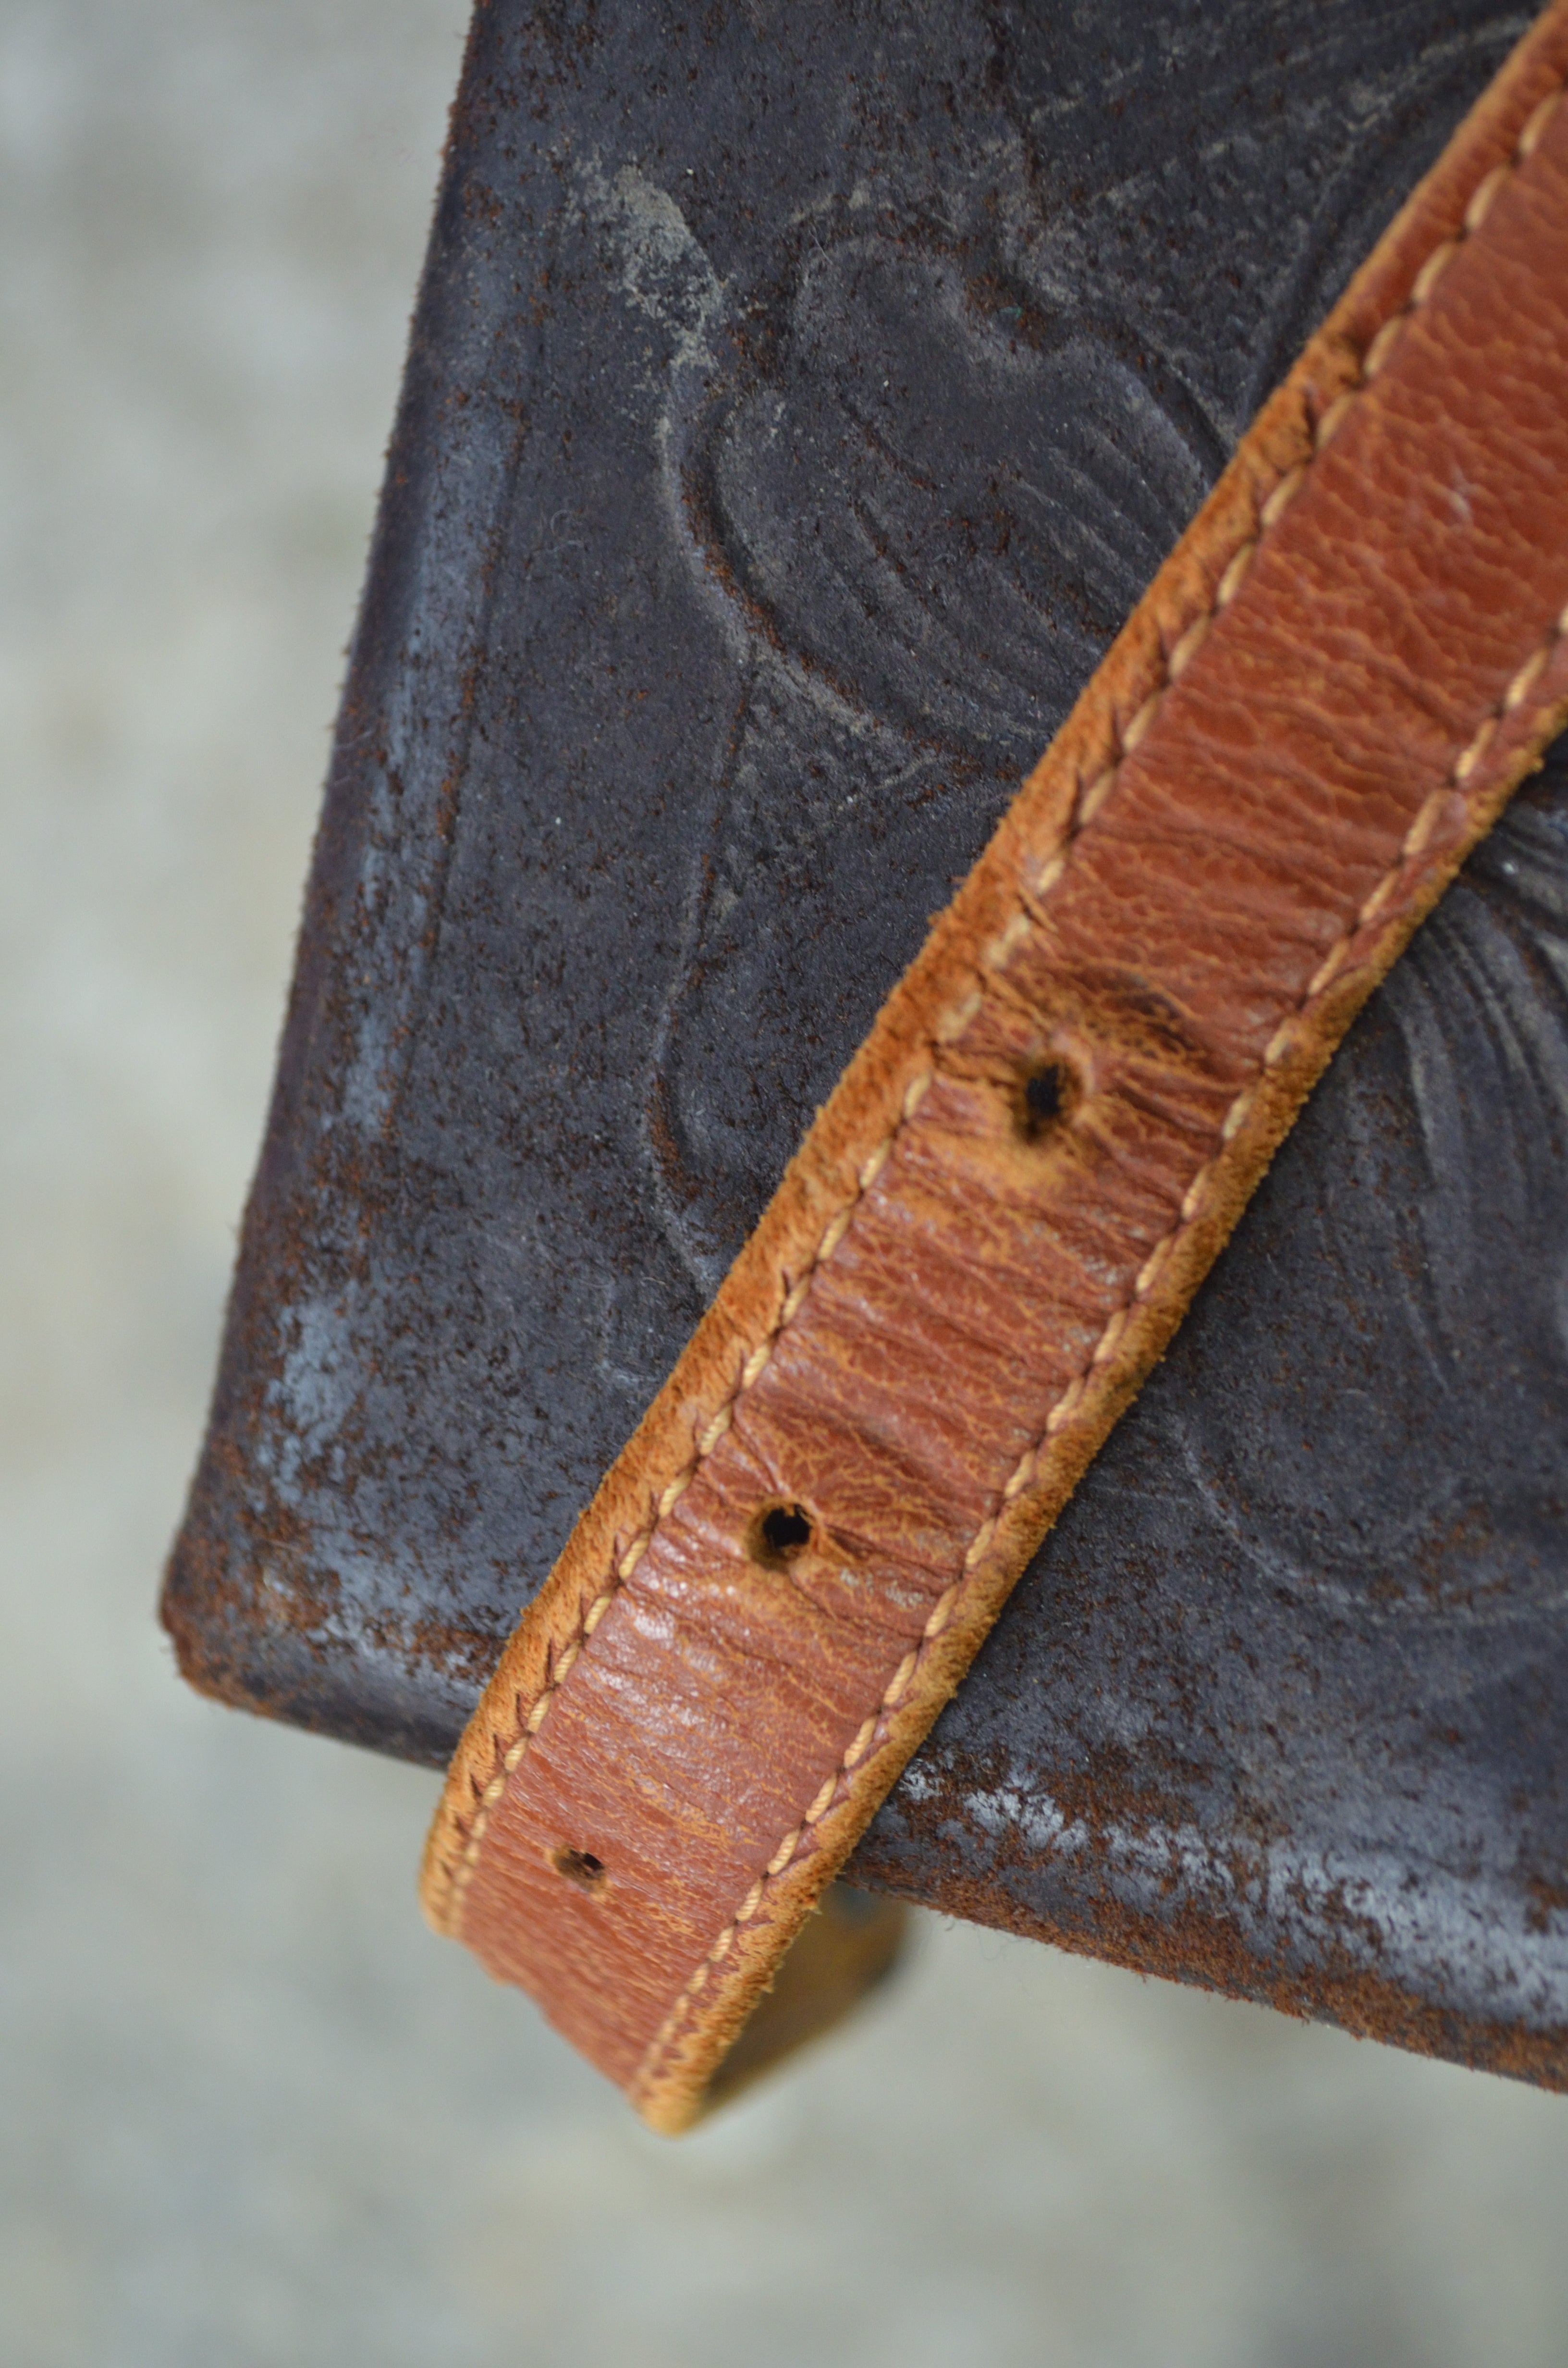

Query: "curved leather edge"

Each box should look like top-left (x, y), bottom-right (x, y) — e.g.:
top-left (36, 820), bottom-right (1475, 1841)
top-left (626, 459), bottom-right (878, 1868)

top-left (423, 3), bottom-right (1568, 2132)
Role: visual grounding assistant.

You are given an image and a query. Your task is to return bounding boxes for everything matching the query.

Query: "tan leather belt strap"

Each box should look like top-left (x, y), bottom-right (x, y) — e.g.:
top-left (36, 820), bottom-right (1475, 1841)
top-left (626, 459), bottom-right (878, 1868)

top-left (423, 5), bottom-right (1568, 2132)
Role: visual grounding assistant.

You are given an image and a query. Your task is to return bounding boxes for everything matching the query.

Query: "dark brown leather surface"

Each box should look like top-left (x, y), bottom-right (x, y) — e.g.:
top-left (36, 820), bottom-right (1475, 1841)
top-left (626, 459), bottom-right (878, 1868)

top-left (165, 0), bottom-right (1554, 1770)
top-left (163, 0), bottom-right (1568, 2116)
top-left (421, 14), bottom-right (1568, 2126)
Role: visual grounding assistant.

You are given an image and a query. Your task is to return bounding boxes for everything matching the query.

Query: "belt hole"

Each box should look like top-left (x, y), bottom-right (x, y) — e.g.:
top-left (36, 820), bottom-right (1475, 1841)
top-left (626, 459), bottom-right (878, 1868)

top-left (751, 1501), bottom-right (814, 1567)
top-left (551, 1846), bottom-right (608, 1895)
top-left (1017, 1060), bottom-right (1078, 1141)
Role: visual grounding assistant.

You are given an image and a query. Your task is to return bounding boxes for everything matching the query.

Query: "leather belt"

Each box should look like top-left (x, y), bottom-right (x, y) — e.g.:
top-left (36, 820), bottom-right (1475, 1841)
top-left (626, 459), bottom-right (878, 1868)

top-left (422, 3), bottom-right (1568, 2131)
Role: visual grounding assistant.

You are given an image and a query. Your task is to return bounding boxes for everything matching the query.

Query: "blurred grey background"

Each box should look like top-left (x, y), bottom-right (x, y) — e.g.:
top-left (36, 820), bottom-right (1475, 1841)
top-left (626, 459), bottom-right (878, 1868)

top-left (5, 3), bottom-right (1568, 2363)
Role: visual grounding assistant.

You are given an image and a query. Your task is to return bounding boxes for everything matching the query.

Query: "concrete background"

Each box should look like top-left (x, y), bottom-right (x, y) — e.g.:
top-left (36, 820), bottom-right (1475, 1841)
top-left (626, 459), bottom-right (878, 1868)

top-left (5, 3), bottom-right (1568, 2362)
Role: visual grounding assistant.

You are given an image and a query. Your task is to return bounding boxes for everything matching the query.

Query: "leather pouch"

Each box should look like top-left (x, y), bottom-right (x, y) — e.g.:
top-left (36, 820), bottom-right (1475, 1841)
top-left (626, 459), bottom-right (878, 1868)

top-left (166, 0), bottom-right (1568, 2105)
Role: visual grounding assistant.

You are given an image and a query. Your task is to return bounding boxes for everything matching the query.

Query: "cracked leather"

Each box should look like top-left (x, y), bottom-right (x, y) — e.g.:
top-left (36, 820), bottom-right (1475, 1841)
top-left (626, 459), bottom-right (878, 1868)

top-left (166, 0), bottom-right (1568, 2086)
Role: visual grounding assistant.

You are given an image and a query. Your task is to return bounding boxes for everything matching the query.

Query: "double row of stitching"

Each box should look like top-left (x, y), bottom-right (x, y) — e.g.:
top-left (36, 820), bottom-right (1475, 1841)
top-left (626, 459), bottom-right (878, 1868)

top-left (429, 74), bottom-right (1568, 1943)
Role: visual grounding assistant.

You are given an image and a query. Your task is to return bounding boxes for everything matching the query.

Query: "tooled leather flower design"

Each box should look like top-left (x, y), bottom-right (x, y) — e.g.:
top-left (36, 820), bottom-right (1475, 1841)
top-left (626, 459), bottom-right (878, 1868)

top-left (646, 234), bottom-right (1213, 1290)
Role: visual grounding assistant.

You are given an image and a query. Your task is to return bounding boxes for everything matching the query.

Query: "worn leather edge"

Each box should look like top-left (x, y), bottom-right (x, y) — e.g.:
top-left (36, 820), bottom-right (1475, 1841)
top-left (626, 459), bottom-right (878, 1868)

top-left (423, 6), bottom-right (1568, 2132)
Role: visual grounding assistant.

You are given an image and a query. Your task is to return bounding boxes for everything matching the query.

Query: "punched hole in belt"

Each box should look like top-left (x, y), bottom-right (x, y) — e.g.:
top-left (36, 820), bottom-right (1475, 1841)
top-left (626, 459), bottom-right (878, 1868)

top-left (1017, 1059), bottom-right (1078, 1141)
top-left (551, 1846), bottom-right (608, 1895)
top-left (751, 1501), bottom-right (814, 1567)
